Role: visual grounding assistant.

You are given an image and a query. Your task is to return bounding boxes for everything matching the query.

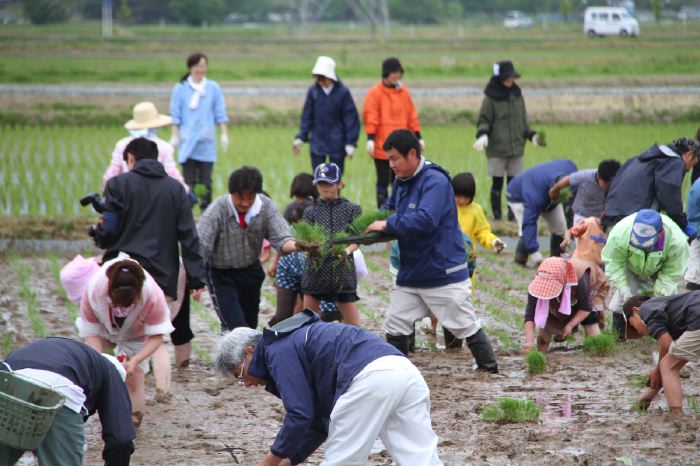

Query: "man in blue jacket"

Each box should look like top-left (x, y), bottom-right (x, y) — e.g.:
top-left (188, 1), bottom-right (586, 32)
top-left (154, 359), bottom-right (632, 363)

top-left (366, 129), bottom-right (498, 372)
top-left (506, 159), bottom-right (578, 267)
top-left (0, 338), bottom-right (135, 465)
top-left (602, 137), bottom-right (700, 232)
top-left (292, 56), bottom-right (360, 174)
top-left (215, 311), bottom-right (443, 466)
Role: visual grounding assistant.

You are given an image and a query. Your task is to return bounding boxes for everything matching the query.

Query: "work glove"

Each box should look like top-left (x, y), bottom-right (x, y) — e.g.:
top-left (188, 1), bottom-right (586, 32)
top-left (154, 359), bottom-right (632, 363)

top-left (419, 139), bottom-right (425, 153)
top-left (345, 145), bottom-right (355, 158)
top-left (619, 285), bottom-right (633, 305)
top-left (528, 250), bottom-right (544, 268)
top-left (683, 224), bottom-right (697, 240)
top-left (220, 133), bottom-right (229, 153)
top-left (169, 134), bottom-right (179, 147)
top-left (492, 238), bottom-right (507, 252)
top-left (531, 134), bottom-right (542, 147)
top-left (473, 134), bottom-right (488, 151)
top-left (292, 138), bottom-right (303, 155)
top-left (366, 140), bottom-right (375, 155)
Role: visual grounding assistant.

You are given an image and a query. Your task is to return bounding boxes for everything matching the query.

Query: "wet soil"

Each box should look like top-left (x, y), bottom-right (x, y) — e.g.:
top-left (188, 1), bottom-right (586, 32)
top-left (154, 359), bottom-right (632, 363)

top-left (1, 250), bottom-right (699, 466)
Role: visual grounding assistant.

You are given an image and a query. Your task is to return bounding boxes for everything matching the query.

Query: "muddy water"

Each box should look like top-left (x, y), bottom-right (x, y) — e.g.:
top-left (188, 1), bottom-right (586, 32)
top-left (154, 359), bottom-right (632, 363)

top-left (1, 253), bottom-right (699, 465)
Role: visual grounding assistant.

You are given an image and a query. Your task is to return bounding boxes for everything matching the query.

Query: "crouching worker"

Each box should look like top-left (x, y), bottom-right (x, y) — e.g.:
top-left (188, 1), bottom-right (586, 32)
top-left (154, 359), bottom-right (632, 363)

top-left (524, 257), bottom-right (601, 352)
top-left (624, 292), bottom-right (700, 416)
top-left (215, 310), bottom-right (443, 466)
top-left (0, 337), bottom-right (135, 465)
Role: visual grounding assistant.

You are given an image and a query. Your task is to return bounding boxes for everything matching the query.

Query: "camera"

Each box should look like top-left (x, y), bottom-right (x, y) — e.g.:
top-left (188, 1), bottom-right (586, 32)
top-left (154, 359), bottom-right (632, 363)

top-left (80, 192), bottom-right (107, 214)
top-left (80, 192), bottom-right (119, 249)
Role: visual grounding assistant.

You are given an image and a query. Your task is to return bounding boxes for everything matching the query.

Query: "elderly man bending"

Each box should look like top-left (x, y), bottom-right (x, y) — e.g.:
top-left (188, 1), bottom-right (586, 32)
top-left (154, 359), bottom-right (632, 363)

top-left (215, 310), bottom-right (443, 466)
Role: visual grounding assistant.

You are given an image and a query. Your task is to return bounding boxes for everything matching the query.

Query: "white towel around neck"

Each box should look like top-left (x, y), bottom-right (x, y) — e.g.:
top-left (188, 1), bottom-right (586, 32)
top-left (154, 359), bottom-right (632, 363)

top-left (187, 76), bottom-right (207, 109)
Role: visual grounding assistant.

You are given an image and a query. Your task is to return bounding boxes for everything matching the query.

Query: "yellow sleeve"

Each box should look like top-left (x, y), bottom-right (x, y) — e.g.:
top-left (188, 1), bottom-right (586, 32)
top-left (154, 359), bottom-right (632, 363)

top-left (472, 204), bottom-right (498, 249)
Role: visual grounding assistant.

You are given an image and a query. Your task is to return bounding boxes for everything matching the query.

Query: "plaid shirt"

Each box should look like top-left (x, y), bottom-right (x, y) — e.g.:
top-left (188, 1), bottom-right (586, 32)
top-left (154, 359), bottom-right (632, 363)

top-left (197, 194), bottom-right (292, 269)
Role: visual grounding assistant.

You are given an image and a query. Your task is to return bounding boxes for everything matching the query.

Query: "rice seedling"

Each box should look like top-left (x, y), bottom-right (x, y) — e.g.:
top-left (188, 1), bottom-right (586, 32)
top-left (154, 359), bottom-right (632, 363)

top-left (347, 210), bottom-right (393, 235)
top-left (685, 396), bottom-right (700, 416)
top-left (526, 349), bottom-right (547, 375)
top-left (191, 340), bottom-right (214, 365)
top-left (1, 333), bottom-right (14, 358)
top-left (583, 331), bottom-right (617, 356)
top-left (481, 397), bottom-right (542, 423)
top-left (292, 221), bottom-right (328, 246)
top-left (627, 374), bottom-right (648, 390)
top-left (357, 303), bottom-right (381, 323)
top-left (537, 130), bottom-right (547, 147)
top-left (48, 254), bottom-right (79, 322)
top-left (191, 300), bottom-right (221, 334)
top-left (483, 326), bottom-right (519, 353)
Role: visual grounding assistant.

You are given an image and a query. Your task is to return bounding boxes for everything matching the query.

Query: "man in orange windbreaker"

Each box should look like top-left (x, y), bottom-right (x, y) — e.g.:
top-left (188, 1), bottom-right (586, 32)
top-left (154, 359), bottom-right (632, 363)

top-left (363, 57), bottom-right (423, 208)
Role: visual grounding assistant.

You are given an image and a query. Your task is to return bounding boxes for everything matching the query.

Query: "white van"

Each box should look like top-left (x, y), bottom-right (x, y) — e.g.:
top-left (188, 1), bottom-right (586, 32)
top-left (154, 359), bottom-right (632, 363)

top-left (584, 7), bottom-right (639, 37)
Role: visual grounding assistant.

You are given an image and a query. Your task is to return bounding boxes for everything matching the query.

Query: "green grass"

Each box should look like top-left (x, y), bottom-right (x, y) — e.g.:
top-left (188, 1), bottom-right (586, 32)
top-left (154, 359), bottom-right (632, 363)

top-left (0, 123), bottom-right (697, 219)
top-left (8, 254), bottom-right (47, 338)
top-left (526, 349), bottom-right (547, 375)
top-left (583, 331), bottom-right (617, 356)
top-left (481, 397), bottom-right (542, 423)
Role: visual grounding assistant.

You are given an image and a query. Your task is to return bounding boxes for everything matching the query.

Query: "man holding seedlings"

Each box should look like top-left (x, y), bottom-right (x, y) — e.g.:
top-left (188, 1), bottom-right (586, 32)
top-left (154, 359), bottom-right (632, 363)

top-left (366, 129), bottom-right (498, 372)
top-left (624, 291), bottom-right (700, 416)
top-left (292, 56), bottom-right (360, 173)
top-left (506, 159), bottom-right (578, 267)
top-left (197, 166), bottom-right (297, 331)
top-left (215, 311), bottom-right (443, 466)
top-left (602, 209), bottom-right (689, 340)
top-left (602, 137), bottom-right (700, 233)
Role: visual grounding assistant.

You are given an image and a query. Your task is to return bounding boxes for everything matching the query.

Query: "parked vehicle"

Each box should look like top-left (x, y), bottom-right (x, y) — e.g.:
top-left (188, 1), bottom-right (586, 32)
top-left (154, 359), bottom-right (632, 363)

top-left (504, 11), bottom-right (534, 29)
top-left (584, 7), bottom-right (639, 37)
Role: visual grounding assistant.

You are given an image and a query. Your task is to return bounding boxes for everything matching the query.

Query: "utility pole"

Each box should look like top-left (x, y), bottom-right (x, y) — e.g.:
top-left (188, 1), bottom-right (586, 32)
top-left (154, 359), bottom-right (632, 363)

top-left (102, 0), bottom-right (113, 38)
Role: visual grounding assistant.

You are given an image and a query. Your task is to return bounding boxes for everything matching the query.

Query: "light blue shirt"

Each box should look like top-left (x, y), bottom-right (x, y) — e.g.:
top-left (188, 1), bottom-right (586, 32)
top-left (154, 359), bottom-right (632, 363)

top-left (170, 79), bottom-right (229, 164)
top-left (688, 178), bottom-right (700, 231)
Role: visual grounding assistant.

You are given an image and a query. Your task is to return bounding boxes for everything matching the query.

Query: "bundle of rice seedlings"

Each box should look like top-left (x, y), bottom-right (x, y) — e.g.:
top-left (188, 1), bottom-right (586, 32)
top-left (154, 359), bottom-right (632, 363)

top-left (537, 130), bottom-right (547, 147)
top-left (292, 221), bottom-right (328, 245)
top-left (583, 331), bottom-right (617, 356)
top-left (525, 349), bottom-right (547, 375)
top-left (558, 187), bottom-right (572, 204)
top-left (348, 211), bottom-right (393, 235)
top-left (481, 397), bottom-right (541, 423)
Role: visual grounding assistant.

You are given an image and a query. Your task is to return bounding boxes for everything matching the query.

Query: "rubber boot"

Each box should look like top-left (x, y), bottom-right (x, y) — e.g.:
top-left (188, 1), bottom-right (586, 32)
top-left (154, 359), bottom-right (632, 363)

top-left (376, 186), bottom-right (389, 210)
top-left (612, 313), bottom-right (626, 342)
top-left (442, 326), bottom-right (463, 349)
top-left (507, 205), bottom-right (515, 222)
top-left (550, 234), bottom-right (565, 257)
top-left (386, 334), bottom-right (412, 356)
top-left (490, 189), bottom-right (502, 221)
top-left (514, 238), bottom-right (529, 266)
top-left (466, 329), bottom-right (499, 373)
top-left (408, 331), bottom-right (416, 353)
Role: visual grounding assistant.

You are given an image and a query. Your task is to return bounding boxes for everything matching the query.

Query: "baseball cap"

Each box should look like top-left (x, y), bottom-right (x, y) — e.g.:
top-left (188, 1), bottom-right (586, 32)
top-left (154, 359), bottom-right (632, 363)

top-left (313, 163), bottom-right (341, 185)
top-left (629, 209), bottom-right (663, 251)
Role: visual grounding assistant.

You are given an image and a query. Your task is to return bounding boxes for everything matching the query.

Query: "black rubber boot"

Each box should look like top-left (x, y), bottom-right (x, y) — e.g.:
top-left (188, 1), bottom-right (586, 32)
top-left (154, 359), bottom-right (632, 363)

top-left (376, 187), bottom-right (389, 210)
top-left (507, 205), bottom-right (516, 222)
top-left (443, 326), bottom-right (463, 349)
top-left (386, 334), bottom-right (412, 356)
top-left (514, 238), bottom-right (529, 266)
top-left (408, 331), bottom-right (416, 353)
top-left (490, 189), bottom-right (502, 221)
top-left (466, 329), bottom-right (499, 373)
top-left (550, 234), bottom-right (565, 257)
top-left (612, 313), bottom-right (626, 342)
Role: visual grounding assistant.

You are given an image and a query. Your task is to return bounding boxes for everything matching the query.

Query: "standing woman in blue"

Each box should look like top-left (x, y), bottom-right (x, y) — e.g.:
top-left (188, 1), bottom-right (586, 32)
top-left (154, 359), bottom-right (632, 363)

top-left (170, 52), bottom-right (229, 211)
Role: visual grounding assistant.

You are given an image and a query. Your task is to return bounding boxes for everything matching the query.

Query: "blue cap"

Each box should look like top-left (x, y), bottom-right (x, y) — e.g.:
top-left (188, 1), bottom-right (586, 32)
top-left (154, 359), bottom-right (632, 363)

top-left (313, 162), bottom-right (341, 185)
top-left (629, 209), bottom-right (663, 251)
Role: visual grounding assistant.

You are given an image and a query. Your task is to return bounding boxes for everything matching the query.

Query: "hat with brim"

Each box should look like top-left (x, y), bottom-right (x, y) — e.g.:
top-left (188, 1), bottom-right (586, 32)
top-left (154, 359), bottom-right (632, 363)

top-left (629, 209), bottom-right (663, 251)
top-left (528, 257), bottom-right (578, 299)
top-left (311, 56), bottom-right (337, 82)
top-left (493, 60), bottom-right (521, 80)
top-left (124, 101), bottom-right (172, 130)
top-left (313, 162), bottom-right (341, 185)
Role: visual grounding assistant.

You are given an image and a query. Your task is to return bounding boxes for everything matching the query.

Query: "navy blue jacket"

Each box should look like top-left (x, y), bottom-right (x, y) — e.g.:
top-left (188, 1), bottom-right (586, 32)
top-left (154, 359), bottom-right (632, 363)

top-left (384, 160), bottom-right (470, 287)
top-left (3, 338), bottom-right (135, 466)
top-left (603, 143), bottom-right (688, 230)
top-left (640, 291), bottom-right (700, 341)
top-left (295, 80), bottom-right (360, 158)
top-left (507, 159), bottom-right (578, 252)
top-left (248, 311), bottom-right (401, 463)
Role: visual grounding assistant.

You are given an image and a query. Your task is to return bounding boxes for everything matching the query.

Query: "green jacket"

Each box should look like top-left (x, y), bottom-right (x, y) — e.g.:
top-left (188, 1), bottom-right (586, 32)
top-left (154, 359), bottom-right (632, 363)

top-left (601, 213), bottom-right (689, 297)
top-left (476, 77), bottom-right (534, 159)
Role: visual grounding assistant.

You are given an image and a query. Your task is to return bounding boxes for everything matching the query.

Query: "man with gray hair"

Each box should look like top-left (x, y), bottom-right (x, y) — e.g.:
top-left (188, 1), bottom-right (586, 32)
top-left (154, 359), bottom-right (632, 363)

top-left (215, 310), bottom-right (443, 466)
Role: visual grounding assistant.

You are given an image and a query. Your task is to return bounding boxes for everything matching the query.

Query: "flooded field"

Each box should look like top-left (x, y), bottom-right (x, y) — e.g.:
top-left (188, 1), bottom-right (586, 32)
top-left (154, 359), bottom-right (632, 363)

top-left (2, 248), bottom-right (699, 465)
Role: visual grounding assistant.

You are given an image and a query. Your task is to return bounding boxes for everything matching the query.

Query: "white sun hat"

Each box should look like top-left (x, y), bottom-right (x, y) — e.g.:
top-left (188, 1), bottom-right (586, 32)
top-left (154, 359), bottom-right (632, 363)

top-left (311, 56), bottom-right (337, 82)
top-left (124, 101), bottom-right (173, 130)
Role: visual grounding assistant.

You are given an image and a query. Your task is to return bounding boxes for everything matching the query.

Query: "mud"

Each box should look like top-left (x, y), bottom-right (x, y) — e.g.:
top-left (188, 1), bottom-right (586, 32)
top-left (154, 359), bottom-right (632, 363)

top-left (1, 251), bottom-right (699, 466)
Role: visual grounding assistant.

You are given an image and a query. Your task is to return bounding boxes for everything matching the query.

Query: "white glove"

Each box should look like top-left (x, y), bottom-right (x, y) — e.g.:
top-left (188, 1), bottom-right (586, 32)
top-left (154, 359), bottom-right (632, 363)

top-left (345, 145), bottom-right (355, 158)
top-left (220, 133), bottom-right (229, 153)
top-left (619, 285), bottom-right (633, 304)
top-left (366, 140), bottom-right (375, 155)
top-left (531, 134), bottom-right (541, 147)
top-left (169, 134), bottom-right (179, 147)
top-left (473, 134), bottom-right (488, 151)
top-left (529, 250), bottom-right (544, 268)
top-left (292, 138), bottom-right (303, 155)
top-left (492, 238), bottom-right (507, 252)
top-left (419, 139), bottom-right (425, 153)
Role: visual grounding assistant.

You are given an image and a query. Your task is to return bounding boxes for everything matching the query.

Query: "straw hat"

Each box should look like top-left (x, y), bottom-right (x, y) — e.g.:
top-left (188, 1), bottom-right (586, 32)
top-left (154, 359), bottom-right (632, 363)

top-left (528, 257), bottom-right (577, 300)
top-left (124, 102), bottom-right (172, 130)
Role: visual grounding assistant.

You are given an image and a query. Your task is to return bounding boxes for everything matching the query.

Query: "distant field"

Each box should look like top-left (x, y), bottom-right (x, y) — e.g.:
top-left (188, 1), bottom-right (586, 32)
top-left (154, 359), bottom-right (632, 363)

top-left (1, 123), bottom-right (696, 219)
top-left (1, 21), bottom-right (699, 83)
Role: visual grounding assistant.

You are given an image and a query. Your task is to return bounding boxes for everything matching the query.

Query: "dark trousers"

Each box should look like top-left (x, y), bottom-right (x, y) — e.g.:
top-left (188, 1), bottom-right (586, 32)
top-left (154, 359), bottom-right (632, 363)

top-left (311, 152), bottom-right (345, 174)
top-left (207, 262), bottom-right (266, 331)
top-left (374, 158), bottom-right (395, 208)
top-left (171, 285), bottom-right (193, 346)
top-left (182, 160), bottom-right (214, 210)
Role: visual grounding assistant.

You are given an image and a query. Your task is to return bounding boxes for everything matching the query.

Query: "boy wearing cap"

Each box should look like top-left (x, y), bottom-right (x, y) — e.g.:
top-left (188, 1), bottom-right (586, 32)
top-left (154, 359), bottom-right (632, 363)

top-left (363, 57), bottom-right (423, 208)
top-left (623, 292), bottom-right (700, 415)
top-left (602, 209), bottom-right (690, 339)
top-left (524, 257), bottom-right (600, 352)
top-left (473, 60), bottom-right (541, 222)
top-left (292, 56), bottom-right (360, 174)
top-left (300, 163), bottom-right (362, 326)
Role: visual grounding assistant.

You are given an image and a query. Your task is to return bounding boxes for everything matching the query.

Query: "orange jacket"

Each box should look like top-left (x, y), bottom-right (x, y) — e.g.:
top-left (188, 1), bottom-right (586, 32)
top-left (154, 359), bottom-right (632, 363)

top-left (362, 82), bottom-right (421, 160)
